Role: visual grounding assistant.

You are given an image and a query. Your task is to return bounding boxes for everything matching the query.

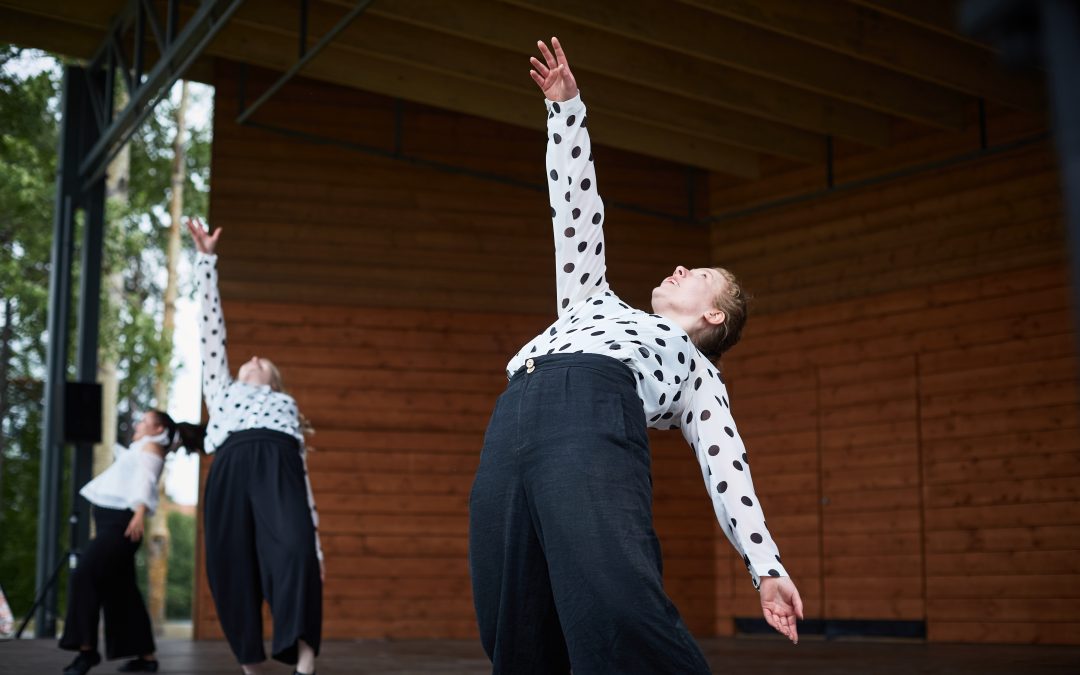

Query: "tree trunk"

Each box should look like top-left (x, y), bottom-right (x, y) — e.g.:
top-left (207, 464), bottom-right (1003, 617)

top-left (94, 89), bottom-right (130, 483)
top-left (156, 80), bottom-right (187, 408)
top-left (147, 80), bottom-right (189, 633)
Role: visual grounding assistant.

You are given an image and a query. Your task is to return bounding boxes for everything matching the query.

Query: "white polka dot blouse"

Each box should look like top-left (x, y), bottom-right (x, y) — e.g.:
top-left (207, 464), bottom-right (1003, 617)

top-left (197, 252), bottom-right (323, 562)
top-left (506, 94), bottom-right (788, 589)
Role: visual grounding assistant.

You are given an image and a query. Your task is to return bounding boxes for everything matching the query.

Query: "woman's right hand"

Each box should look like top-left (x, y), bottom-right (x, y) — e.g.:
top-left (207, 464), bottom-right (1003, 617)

top-left (529, 37), bottom-right (579, 102)
top-left (185, 216), bottom-right (222, 255)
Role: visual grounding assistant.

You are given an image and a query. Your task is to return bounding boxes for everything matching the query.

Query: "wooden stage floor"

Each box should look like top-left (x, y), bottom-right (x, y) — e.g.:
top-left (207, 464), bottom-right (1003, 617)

top-left (3, 637), bottom-right (1079, 674)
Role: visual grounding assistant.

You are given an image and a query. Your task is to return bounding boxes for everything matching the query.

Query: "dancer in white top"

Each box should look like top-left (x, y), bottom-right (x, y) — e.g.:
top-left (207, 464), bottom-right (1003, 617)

top-left (59, 410), bottom-right (181, 675)
top-left (468, 38), bottom-right (804, 674)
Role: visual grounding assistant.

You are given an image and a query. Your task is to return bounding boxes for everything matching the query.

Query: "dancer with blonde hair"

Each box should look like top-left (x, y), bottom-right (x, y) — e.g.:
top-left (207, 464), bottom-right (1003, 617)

top-left (187, 218), bottom-right (323, 675)
top-left (468, 38), bottom-right (804, 674)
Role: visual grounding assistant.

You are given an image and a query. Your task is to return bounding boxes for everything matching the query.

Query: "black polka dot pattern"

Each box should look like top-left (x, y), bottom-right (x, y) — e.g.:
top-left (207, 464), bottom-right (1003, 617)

top-left (505, 94), bottom-right (786, 588)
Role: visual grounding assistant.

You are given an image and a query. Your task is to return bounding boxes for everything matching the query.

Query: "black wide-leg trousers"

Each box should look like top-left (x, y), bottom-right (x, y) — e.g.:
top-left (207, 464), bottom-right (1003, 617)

top-left (59, 506), bottom-right (155, 660)
top-left (468, 353), bottom-right (712, 675)
top-left (203, 429), bottom-right (322, 666)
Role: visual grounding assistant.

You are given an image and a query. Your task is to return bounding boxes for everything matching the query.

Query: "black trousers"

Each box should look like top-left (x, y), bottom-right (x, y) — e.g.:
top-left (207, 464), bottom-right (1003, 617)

top-left (468, 354), bottom-right (712, 675)
top-left (59, 506), bottom-right (155, 660)
top-left (204, 429), bottom-right (322, 665)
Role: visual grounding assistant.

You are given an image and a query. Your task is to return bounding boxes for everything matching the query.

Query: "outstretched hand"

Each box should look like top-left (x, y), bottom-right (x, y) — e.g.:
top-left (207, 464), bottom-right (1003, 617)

top-left (185, 216), bottom-right (221, 255)
top-left (759, 576), bottom-right (805, 644)
top-left (529, 37), bottom-right (579, 102)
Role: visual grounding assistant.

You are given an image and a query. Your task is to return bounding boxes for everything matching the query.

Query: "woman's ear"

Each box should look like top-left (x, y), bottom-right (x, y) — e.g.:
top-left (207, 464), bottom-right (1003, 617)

top-left (703, 309), bottom-right (726, 326)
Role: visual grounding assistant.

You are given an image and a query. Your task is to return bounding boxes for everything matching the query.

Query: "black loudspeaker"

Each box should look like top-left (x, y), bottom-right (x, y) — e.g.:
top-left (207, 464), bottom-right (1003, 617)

top-left (64, 381), bottom-right (102, 444)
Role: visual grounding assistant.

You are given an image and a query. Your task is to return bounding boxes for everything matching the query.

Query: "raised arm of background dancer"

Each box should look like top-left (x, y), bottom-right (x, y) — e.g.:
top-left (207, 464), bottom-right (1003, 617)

top-left (300, 449), bottom-right (325, 566)
top-left (531, 38), bottom-right (609, 315)
top-left (186, 217), bottom-right (230, 406)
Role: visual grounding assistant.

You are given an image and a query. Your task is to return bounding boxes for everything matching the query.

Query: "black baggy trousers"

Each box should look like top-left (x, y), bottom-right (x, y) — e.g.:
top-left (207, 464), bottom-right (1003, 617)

top-left (203, 429), bottom-right (322, 666)
top-left (59, 506), bottom-right (155, 660)
top-left (468, 353), bottom-right (712, 674)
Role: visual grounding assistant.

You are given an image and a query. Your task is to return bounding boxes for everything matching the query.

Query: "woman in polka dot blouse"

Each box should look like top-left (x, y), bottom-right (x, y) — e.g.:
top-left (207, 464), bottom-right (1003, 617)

top-left (186, 218), bottom-right (322, 675)
top-left (467, 38), bottom-right (804, 674)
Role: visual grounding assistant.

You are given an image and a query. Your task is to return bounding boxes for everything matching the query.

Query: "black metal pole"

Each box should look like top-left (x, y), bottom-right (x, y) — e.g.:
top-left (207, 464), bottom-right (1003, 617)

top-left (235, 0), bottom-right (374, 126)
top-left (72, 105), bottom-right (107, 552)
top-left (34, 66), bottom-right (84, 637)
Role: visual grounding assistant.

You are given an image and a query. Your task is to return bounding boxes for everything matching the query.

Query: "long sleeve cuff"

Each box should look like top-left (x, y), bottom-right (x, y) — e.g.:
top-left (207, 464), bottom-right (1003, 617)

top-left (545, 93), bottom-right (585, 120)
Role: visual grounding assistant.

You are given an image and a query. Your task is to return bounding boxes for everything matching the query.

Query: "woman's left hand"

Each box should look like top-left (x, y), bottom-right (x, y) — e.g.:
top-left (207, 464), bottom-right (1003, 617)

top-left (319, 558), bottom-right (326, 584)
top-left (759, 576), bottom-right (805, 644)
top-left (185, 216), bottom-right (221, 255)
top-left (529, 37), bottom-right (579, 102)
top-left (125, 512), bottom-right (145, 542)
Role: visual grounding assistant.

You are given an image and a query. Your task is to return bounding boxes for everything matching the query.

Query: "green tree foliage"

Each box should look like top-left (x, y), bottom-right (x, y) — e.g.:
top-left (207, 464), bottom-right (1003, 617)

top-left (0, 45), bottom-right (62, 620)
top-left (165, 510), bottom-right (195, 619)
top-left (109, 85), bottom-right (212, 439)
top-left (0, 45), bottom-right (210, 619)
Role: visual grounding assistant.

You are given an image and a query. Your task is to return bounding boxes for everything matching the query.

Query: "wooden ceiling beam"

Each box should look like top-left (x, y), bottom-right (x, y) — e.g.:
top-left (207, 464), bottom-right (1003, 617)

top-left (681, 0), bottom-right (1043, 111)
top-left (207, 19), bottom-right (761, 177)
top-left (324, 0), bottom-right (891, 147)
top-left (225, 1), bottom-right (822, 163)
top-left (498, 0), bottom-right (969, 129)
top-left (0, 6), bottom-right (103, 61)
top-left (0, 1), bottom-right (211, 82)
top-left (0, 0), bottom-right (760, 173)
top-left (0, 0), bottom-right (116, 30)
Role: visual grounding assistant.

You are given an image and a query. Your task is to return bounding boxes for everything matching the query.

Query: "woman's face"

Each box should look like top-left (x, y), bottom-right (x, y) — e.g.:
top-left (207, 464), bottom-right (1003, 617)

top-left (132, 411), bottom-right (165, 442)
top-left (651, 265), bottom-right (727, 323)
top-left (237, 356), bottom-right (275, 387)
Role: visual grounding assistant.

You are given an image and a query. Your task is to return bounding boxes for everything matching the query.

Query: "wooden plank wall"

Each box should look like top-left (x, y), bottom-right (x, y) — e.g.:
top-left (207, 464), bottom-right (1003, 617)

top-left (194, 62), bottom-right (727, 640)
top-left (711, 114), bottom-right (1080, 644)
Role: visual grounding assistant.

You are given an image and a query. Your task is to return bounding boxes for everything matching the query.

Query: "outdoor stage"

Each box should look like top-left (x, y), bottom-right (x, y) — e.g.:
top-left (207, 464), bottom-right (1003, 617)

top-left (3, 637), bottom-right (1079, 674)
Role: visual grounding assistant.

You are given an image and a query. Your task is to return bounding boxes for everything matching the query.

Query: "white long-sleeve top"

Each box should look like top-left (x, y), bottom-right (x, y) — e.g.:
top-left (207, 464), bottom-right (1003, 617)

top-left (196, 252), bottom-right (324, 561)
top-left (80, 432), bottom-right (168, 515)
top-left (506, 94), bottom-right (787, 589)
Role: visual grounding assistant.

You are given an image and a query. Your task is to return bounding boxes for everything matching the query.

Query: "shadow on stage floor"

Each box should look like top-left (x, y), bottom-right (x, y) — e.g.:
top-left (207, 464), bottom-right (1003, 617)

top-left (3, 636), bottom-right (1080, 674)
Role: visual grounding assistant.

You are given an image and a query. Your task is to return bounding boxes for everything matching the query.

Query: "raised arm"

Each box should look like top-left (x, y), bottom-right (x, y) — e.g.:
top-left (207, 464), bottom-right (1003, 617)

top-left (530, 38), bottom-right (609, 314)
top-left (681, 361), bottom-right (804, 642)
top-left (186, 217), bottom-right (230, 405)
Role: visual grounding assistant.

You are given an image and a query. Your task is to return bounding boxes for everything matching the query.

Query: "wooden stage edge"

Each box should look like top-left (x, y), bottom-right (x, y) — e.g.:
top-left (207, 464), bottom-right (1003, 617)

top-left (2, 637), bottom-right (1079, 674)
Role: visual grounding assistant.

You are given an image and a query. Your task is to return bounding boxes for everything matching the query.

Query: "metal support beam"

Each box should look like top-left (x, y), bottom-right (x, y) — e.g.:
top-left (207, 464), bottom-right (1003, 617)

top-left (34, 66), bottom-right (85, 637)
top-left (236, 0), bottom-right (373, 125)
top-left (79, 0), bottom-right (247, 189)
top-left (73, 76), bottom-right (107, 552)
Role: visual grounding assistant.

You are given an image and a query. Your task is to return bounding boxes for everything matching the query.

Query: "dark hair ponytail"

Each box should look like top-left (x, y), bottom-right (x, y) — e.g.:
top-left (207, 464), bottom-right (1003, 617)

top-left (149, 409), bottom-right (206, 454)
top-left (175, 422), bottom-right (207, 454)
